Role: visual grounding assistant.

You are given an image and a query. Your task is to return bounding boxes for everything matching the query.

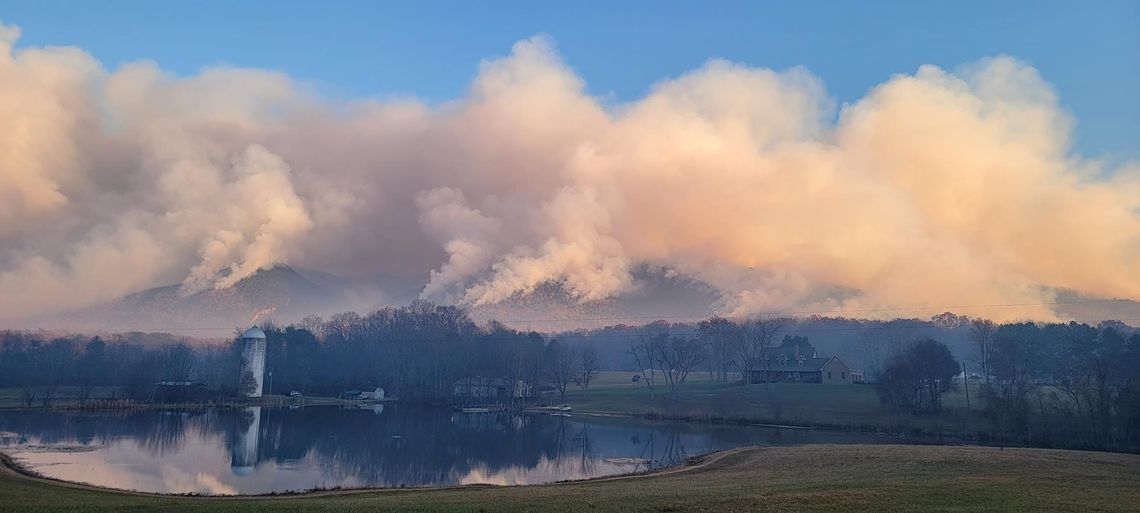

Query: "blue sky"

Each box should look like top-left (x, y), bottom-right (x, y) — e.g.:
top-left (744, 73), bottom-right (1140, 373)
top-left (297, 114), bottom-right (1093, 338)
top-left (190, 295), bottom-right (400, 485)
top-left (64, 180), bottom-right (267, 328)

top-left (2, 0), bottom-right (1137, 159)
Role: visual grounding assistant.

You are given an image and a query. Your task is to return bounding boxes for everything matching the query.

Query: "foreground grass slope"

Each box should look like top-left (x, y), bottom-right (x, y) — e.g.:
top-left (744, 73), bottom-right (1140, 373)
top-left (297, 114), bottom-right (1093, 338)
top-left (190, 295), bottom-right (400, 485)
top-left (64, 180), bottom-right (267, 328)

top-left (3, 445), bottom-right (1137, 513)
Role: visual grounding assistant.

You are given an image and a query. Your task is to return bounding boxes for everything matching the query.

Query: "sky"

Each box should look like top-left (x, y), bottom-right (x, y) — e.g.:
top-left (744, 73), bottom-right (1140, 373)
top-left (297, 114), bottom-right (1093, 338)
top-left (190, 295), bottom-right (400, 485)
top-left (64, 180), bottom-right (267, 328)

top-left (2, 0), bottom-right (1137, 160)
top-left (1, 1), bottom-right (1139, 326)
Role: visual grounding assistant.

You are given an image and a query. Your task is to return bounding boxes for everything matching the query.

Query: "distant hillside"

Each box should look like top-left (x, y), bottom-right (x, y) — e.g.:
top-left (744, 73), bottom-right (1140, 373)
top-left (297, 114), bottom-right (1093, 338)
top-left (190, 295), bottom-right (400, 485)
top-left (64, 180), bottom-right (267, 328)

top-left (467, 268), bottom-right (720, 331)
top-left (45, 265), bottom-right (376, 333)
top-left (17, 260), bottom-right (1140, 338)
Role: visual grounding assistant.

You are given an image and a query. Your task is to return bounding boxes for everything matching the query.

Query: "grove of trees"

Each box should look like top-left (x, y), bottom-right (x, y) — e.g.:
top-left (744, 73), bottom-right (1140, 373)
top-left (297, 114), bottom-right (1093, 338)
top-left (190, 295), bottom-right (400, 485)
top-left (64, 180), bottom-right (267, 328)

top-left (876, 338), bottom-right (960, 414)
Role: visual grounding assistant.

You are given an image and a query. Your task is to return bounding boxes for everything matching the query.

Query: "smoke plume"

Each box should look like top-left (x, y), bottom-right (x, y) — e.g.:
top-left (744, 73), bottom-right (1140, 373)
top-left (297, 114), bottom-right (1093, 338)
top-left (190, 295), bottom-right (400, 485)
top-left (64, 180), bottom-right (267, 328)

top-left (1, 22), bottom-right (1137, 323)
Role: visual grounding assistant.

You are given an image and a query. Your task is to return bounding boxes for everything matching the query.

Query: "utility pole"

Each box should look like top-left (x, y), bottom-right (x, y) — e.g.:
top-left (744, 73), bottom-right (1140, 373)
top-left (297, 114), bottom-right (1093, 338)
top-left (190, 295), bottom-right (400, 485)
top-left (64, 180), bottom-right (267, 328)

top-left (961, 362), bottom-right (970, 411)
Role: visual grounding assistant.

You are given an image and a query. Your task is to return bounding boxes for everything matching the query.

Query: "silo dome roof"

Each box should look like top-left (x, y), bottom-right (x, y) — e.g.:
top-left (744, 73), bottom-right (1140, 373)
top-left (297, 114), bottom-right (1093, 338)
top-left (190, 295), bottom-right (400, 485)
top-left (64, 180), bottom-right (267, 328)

top-left (241, 327), bottom-right (267, 339)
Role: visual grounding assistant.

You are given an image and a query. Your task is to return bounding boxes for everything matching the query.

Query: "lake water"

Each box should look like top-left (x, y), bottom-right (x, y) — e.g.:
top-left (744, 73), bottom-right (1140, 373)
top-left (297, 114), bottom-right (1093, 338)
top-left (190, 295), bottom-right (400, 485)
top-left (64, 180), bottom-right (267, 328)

top-left (0, 405), bottom-right (932, 495)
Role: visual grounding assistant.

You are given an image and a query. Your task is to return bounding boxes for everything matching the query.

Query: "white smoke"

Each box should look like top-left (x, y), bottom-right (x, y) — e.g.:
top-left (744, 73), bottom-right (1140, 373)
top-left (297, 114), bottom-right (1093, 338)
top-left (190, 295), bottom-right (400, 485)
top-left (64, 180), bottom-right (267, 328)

top-left (0, 24), bottom-right (1137, 323)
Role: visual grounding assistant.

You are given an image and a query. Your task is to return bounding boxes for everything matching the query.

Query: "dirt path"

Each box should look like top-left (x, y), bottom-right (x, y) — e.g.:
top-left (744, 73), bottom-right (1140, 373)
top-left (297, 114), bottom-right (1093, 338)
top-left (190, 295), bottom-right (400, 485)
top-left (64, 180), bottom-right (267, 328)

top-left (0, 445), bottom-right (759, 501)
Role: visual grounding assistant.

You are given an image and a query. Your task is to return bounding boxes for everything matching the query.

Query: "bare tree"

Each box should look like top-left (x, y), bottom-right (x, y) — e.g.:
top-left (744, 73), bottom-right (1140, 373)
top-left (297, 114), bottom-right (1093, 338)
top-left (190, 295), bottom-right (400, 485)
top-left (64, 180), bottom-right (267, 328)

top-left (861, 320), bottom-right (917, 381)
top-left (545, 340), bottom-right (577, 400)
top-left (38, 386), bottom-right (59, 408)
top-left (298, 315), bottom-right (325, 341)
top-left (858, 329), bottom-right (886, 381)
top-left (970, 319), bottom-right (996, 387)
top-left (883, 320), bottom-right (916, 358)
top-left (162, 343), bottom-right (195, 383)
top-left (735, 318), bottom-right (785, 392)
top-left (628, 336), bottom-right (660, 399)
top-left (574, 344), bottom-right (600, 399)
top-left (654, 335), bottom-right (706, 400)
top-left (239, 369), bottom-right (258, 398)
top-left (696, 317), bottom-right (741, 382)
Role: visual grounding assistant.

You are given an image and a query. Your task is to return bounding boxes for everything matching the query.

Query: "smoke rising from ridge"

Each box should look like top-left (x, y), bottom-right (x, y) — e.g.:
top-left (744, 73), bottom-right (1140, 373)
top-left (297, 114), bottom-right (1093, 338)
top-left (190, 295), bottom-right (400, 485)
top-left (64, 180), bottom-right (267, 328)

top-left (1, 23), bottom-right (1137, 323)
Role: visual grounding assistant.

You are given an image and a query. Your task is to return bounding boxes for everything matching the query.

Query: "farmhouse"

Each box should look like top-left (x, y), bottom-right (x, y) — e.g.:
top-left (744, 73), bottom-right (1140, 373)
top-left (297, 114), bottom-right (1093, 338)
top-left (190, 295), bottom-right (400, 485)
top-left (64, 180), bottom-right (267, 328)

top-left (748, 347), bottom-right (857, 384)
top-left (452, 377), bottom-right (533, 400)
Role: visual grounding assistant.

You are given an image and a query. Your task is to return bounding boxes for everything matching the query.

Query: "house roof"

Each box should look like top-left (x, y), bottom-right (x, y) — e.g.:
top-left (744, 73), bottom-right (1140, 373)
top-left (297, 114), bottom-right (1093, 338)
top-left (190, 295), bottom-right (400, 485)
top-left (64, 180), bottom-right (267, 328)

top-left (758, 346), bottom-right (817, 359)
top-left (748, 357), bottom-right (836, 372)
top-left (454, 377), bottom-right (512, 387)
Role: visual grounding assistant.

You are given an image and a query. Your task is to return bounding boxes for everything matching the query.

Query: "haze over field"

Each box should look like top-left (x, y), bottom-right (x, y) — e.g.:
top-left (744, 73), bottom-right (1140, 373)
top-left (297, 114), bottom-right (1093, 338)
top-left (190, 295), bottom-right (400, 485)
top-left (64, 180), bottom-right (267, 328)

top-left (1, 19), bottom-right (1138, 327)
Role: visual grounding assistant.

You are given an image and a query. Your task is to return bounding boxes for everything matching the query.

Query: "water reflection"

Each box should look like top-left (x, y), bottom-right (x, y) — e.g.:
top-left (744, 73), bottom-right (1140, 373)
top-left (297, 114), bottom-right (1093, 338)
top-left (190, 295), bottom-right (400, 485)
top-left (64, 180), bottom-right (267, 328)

top-left (231, 407), bottom-right (261, 476)
top-left (0, 405), bottom-right (932, 495)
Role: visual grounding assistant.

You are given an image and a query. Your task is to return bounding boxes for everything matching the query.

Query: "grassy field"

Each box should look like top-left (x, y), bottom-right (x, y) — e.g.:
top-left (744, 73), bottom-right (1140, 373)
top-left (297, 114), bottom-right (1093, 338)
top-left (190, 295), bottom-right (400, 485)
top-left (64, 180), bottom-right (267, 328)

top-left (2, 444), bottom-right (1137, 513)
top-left (0, 386), bottom-right (123, 409)
top-left (556, 372), bottom-right (989, 435)
top-left (0, 387), bottom-right (370, 410)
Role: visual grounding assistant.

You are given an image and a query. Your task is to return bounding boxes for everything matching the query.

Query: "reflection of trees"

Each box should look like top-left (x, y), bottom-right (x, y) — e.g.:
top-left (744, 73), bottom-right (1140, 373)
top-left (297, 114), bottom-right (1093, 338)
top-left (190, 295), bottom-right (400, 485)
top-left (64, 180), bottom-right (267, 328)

top-left (0, 410), bottom-right (209, 457)
top-left (627, 430), bottom-right (685, 472)
top-left (635, 431), bottom-right (654, 473)
top-left (250, 405), bottom-right (563, 486)
top-left (576, 423), bottom-right (594, 475)
top-left (139, 411), bottom-right (189, 456)
top-left (0, 407), bottom-right (921, 489)
top-left (659, 431), bottom-right (687, 468)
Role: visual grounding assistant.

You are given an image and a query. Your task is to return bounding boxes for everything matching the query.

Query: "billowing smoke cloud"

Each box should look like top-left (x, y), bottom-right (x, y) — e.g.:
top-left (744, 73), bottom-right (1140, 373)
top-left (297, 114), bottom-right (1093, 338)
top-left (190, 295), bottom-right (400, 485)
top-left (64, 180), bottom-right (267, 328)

top-left (1, 21), bottom-right (1137, 323)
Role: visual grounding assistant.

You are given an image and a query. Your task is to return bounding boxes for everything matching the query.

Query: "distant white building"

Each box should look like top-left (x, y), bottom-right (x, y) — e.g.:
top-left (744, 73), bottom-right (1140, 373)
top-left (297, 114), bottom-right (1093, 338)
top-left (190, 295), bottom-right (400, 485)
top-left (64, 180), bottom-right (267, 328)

top-left (239, 327), bottom-right (267, 398)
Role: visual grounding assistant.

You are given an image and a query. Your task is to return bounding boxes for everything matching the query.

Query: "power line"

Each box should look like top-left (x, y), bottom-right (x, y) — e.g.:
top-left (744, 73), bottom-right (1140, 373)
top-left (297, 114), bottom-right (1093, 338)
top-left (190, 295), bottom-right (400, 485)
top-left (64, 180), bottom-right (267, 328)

top-left (492, 294), bottom-right (1140, 323)
top-left (7, 315), bottom-right (1139, 341)
top-left (4, 298), bottom-right (1136, 333)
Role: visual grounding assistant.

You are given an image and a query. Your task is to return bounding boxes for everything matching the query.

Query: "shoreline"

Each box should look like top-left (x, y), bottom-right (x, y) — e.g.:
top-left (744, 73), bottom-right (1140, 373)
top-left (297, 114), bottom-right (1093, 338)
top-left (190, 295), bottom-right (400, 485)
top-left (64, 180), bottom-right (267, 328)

top-left (568, 408), bottom-right (1003, 445)
top-left (6, 398), bottom-right (1135, 455)
top-left (0, 400), bottom-right (1070, 454)
top-left (0, 396), bottom-right (395, 413)
top-left (0, 444), bottom-right (743, 499)
top-left (2, 444), bottom-right (1137, 512)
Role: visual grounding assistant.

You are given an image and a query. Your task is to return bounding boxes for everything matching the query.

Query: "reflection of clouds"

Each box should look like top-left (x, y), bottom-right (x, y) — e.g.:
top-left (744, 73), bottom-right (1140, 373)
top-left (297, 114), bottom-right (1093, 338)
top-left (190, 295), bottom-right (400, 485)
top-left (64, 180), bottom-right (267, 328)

top-left (12, 419), bottom-right (689, 493)
top-left (8, 429), bottom-right (357, 495)
top-left (455, 455), bottom-right (630, 486)
top-left (194, 473), bottom-right (237, 495)
top-left (2, 408), bottom-right (820, 494)
top-left (159, 466), bottom-right (239, 495)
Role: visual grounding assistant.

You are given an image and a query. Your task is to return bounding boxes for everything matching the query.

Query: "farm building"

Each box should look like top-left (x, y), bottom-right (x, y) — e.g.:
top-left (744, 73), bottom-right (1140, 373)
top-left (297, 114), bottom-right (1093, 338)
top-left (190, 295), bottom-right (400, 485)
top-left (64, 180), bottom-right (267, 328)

top-left (452, 378), bottom-right (533, 400)
top-left (748, 354), bottom-right (858, 385)
top-left (238, 327), bottom-right (267, 398)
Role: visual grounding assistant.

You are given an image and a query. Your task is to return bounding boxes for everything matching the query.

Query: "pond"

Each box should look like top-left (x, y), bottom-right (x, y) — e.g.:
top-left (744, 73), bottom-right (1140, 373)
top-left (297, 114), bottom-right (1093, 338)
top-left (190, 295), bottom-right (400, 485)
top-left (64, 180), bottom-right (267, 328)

top-left (0, 405), bottom-right (940, 495)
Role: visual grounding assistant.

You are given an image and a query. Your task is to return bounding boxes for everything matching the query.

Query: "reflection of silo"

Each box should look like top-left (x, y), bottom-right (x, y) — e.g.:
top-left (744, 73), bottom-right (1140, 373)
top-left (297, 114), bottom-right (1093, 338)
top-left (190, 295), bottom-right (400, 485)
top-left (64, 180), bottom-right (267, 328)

top-left (231, 406), bottom-right (262, 476)
top-left (239, 327), bottom-right (267, 398)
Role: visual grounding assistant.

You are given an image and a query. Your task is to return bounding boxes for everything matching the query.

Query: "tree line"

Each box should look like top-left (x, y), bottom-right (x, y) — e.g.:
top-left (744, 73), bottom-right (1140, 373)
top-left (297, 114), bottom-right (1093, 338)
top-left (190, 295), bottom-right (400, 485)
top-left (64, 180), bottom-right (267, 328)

top-left (3, 306), bottom-right (1139, 451)
top-left (871, 319), bottom-right (1140, 451)
top-left (1, 301), bottom-right (571, 405)
top-left (971, 320), bottom-right (1140, 450)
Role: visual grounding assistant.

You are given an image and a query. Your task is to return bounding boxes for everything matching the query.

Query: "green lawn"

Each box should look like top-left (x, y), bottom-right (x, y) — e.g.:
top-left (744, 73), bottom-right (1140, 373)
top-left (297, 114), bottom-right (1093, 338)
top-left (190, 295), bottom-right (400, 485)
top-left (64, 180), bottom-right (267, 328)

top-left (557, 372), bottom-right (988, 435)
top-left (0, 386), bottom-right (123, 409)
top-left (2, 444), bottom-right (1136, 513)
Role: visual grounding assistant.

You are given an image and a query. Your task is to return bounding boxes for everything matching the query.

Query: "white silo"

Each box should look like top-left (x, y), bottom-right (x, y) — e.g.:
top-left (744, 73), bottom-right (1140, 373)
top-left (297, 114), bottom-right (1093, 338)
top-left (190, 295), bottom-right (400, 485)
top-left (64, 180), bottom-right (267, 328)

top-left (239, 326), bottom-right (267, 398)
